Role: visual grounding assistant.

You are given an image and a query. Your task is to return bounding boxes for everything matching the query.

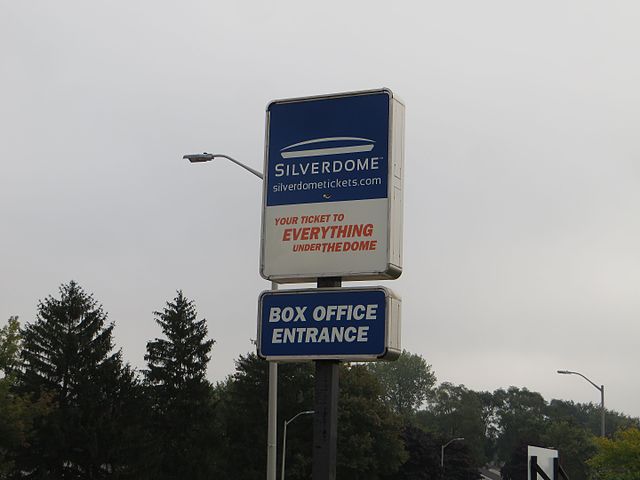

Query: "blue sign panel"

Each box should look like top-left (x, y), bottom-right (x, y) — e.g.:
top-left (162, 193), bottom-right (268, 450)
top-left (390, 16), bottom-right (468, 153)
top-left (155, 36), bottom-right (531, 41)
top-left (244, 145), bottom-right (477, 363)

top-left (258, 288), bottom-right (391, 360)
top-left (266, 91), bottom-right (390, 206)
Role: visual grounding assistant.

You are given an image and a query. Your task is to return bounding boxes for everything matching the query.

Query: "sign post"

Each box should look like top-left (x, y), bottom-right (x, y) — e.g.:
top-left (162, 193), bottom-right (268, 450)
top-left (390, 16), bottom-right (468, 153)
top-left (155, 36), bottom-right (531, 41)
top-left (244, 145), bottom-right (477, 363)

top-left (259, 89), bottom-right (405, 480)
top-left (258, 284), bottom-right (401, 480)
top-left (313, 278), bottom-right (340, 480)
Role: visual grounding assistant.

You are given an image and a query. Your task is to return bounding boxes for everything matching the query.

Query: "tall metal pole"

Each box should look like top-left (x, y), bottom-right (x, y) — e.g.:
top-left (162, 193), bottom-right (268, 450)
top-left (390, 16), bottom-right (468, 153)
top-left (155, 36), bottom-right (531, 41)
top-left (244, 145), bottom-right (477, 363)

top-left (267, 281), bottom-right (279, 480)
top-left (280, 417), bottom-right (288, 480)
top-left (312, 277), bottom-right (341, 480)
top-left (600, 384), bottom-right (605, 438)
top-left (183, 153), bottom-right (280, 478)
top-left (281, 410), bottom-right (314, 480)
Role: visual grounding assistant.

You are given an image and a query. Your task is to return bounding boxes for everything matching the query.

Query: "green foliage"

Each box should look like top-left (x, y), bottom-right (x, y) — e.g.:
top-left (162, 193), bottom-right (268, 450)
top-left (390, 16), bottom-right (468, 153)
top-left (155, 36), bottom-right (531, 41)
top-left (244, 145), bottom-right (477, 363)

top-left (145, 291), bottom-right (214, 397)
top-left (215, 354), bottom-right (406, 480)
top-left (440, 438), bottom-right (481, 480)
top-left (548, 398), bottom-right (640, 439)
top-left (368, 350), bottom-right (437, 416)
top-left (541, 420), bottom-right (596, 480)
top-left (20, 282), bottom-right (120, 402)
top-left (214, 354), bottom-right (314, 480)
top-left (16, 281), bottom-right (143, 479)
top-left (492, 387), bottom-right (548, 464)
top-left (0, 316), bottom-right (27, 476)
top-left (588, 427), bottom-right (640, 480)
top-left (337, 364), bottom-right (407, 479)
top-left (0, 316), bottom-right (21, 376)
top-left (500, 442), bottom-right (528, 480)
top-left (0, 386), bottom-right (52, 479)
top-left (384, 425), bottom-right (480, 480)
top-left (144, 291), bottom-right (217, 480)
top-left (416, 383), bottom-right (488, 467)
top-left (384, 425), bottom-right (442, 480)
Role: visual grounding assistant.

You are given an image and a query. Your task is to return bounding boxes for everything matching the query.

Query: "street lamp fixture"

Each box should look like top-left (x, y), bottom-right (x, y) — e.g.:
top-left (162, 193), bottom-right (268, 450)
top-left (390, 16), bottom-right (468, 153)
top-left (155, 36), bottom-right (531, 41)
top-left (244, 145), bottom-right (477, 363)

top-left (183, 152), bottom-right (263, 179)
top-left (557, 369), bottom-right (605, 436)
top-left (441, 437), bottom-right (464, 469)
top-left (281, 410), bottom-right (314, 480)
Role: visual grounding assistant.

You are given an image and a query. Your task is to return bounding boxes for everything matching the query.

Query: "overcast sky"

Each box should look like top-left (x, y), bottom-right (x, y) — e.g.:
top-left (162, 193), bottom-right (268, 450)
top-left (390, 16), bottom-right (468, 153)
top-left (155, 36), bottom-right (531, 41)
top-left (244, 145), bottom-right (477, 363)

top-left (1, 1), bottom-right (639, 417)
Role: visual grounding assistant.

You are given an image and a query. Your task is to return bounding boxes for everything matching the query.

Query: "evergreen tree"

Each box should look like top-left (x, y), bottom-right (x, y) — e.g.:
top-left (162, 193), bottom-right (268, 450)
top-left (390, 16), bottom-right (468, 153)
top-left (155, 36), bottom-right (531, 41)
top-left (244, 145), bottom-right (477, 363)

top-left (144, 291), bottom-right (216, 480)
top-left (15, 281), bottom-right (143, 479)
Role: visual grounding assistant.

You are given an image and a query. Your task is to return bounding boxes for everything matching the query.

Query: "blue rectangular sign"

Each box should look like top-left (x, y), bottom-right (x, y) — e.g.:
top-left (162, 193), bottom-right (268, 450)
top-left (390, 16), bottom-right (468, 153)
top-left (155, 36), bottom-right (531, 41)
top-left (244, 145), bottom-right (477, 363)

top-left (260, 89), bottom-right (404, 283)
top-left (266, 91), bottom-right (390, 206)
top-left (258, 287), bottom-right (399, 361)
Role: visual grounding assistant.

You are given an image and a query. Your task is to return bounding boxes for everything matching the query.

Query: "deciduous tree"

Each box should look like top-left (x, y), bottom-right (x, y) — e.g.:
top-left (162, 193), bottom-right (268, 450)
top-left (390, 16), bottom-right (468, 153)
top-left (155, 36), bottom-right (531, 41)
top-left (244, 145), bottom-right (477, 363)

top-left (492, 387), bottom-right (547, 464)
top-left (417, 382), bottom-right (488, 467)
top-left (368, 350), bottom-right (436, 416)
top-left (588, 427), bottom-right (640, 480)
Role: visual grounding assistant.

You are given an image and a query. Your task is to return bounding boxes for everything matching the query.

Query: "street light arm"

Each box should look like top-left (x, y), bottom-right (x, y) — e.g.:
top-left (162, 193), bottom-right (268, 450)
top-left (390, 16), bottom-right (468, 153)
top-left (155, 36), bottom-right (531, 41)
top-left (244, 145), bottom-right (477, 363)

top-left (214, 154), bottom-right (264, 179)
top-left (557, 370), bottom-right (602, 392)
top-left (285, 410), bottom-right (315, 426)
top-left (557, 369), bottom-right (605, 437)
top-left (441, 437), bottom-right (464, 469)
top-left (182, 152), bottom-right (264, 179)
top-left (443, 437), bottom-right (465, 449)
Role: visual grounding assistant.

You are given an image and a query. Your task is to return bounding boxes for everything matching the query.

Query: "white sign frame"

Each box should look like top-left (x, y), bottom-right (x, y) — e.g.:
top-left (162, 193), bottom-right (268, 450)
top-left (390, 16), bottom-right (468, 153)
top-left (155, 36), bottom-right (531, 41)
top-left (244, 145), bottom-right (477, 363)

top-left (259, 89), bottom-right (405, 283)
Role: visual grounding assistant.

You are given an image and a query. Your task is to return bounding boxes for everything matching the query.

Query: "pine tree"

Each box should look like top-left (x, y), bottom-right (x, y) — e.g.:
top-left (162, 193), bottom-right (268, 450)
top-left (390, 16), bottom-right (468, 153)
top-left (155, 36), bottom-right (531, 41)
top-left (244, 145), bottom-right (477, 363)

top-left (144, 291), bottom-right (217, 480)
top-left (16, 281), bottom-right (144, 479)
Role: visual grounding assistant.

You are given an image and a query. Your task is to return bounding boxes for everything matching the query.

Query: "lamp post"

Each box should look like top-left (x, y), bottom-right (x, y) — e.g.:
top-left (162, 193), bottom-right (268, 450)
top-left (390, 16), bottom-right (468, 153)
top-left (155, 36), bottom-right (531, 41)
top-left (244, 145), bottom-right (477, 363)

top-left (557, 369), bottom-right (605, 437)
top-left (441, 437), bottom-right (464, 469)
top-left (281, 410), bottom-right (314, 480)
top-left (184, 152), bottom-right (280, 480)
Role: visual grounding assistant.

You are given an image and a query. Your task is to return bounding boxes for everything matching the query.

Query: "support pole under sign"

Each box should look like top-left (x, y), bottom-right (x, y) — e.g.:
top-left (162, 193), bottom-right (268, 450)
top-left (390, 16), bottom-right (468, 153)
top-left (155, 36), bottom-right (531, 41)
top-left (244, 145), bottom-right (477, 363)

top-left (259, 89), bottom-right (405, 480)
top-left (257, 283), bottom-right (401, 480)
top-left (312, 277), bottom-right (341, 480)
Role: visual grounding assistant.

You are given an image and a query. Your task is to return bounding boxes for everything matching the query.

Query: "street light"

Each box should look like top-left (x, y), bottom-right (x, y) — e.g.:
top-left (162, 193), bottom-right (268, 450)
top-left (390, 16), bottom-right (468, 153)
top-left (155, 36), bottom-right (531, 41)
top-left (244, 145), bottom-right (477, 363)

top-left (183, 152), bottom-right (263, 178)
top-left (441, 437), bottom-right (464, 469)
top-left (184, 151), bottom-right (280, 480)
top-left (281, 410), bottom-right (314, 480)
top-left (557, 369), bottom-right (605, 436)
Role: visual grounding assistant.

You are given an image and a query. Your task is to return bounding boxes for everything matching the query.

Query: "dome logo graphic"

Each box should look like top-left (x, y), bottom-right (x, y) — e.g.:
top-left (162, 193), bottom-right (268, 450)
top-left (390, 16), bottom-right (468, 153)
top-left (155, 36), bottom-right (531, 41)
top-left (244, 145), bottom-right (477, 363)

top-left (280, 137), bottom-right (375, 159)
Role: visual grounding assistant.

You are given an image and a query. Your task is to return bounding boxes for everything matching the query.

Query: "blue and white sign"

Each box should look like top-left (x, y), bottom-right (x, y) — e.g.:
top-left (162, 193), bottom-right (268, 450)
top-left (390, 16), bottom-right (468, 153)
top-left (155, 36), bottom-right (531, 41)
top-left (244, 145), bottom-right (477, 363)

top-left (260, 89), bottom-right (405, 283)
top-left (257, 287), bottom-right (401, 361)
